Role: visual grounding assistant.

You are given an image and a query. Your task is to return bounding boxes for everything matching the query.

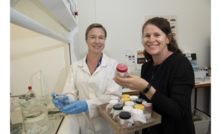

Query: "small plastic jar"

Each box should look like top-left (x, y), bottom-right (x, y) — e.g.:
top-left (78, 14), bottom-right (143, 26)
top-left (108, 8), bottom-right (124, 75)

top-left (112, 103), bottom-right (124, 122)
top-left (122, 94), bottom-right (130, 98)
top-left (54, 94), bottom-right (71, 110)
top-left (136, 98), bottom-right (144, 104)
top-left (110, 96), bottom-right (120, 101)
top-left (115, 63), bottom-right (128, 78)
top-left (125, 101), bottom-right (135, 107)
top-left (123, 106), bottom-right (133, 113)
top-left (121, 98), bottom-right (131, 104)
top-left (134, 104), bottom-right (145, 111)
top-left (131, 109), bottom-right (146, 126)
top-left (130, 95), bottom-right (138, 102)
top-left (118, 111), bottom-right (133, 128)
top-left (142, 101), bottom-right (153, 120)
top-left (106, 100), bottom-right (119, 116)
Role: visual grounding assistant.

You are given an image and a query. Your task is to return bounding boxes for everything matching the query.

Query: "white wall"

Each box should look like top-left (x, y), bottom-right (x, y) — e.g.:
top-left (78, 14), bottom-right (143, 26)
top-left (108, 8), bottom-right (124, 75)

top-left (78, 0), bottom-right (211, 68)
top-left (77, 0), bottom-right (211, 114)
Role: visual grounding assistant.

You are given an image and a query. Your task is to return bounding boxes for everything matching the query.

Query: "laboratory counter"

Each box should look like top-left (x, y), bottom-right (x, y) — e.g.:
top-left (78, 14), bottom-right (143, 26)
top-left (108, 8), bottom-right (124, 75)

top-left (10, 106), bottom-right (64, 134)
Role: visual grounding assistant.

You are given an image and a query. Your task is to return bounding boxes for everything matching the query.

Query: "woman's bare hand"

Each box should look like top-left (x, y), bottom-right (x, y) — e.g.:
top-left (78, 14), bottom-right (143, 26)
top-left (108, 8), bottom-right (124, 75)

top-left (113, 74), bottom-right (148, 91)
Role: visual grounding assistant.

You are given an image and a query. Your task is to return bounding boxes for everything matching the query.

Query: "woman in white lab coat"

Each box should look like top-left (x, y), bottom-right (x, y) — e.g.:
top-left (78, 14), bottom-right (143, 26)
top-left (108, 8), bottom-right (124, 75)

top-left (52, 23), bottom-right (121, 134)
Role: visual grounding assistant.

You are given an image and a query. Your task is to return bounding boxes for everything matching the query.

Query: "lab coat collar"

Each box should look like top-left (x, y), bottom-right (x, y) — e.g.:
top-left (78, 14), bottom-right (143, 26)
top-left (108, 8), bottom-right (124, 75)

top-left (78, 53), bottom-right (109, 68)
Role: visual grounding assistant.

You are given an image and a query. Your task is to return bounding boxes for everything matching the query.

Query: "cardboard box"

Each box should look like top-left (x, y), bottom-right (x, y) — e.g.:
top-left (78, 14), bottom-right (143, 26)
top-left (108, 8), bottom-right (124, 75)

top-left (99, 104), bottom-right (161, 134)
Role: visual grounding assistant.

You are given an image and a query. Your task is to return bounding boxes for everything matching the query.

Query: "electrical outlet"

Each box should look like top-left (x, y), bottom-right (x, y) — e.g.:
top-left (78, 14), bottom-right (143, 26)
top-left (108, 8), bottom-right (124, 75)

top-left (125, 50), bottom-right (136, 66)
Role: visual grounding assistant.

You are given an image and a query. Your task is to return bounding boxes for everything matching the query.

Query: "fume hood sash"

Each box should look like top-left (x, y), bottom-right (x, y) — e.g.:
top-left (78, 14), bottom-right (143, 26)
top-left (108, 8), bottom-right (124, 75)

top-left (10, 7), bottom-right (70, 44)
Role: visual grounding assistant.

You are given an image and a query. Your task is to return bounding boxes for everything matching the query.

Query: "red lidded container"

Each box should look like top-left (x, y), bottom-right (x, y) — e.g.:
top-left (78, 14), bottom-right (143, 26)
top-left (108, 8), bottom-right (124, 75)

top-left (116, 63), bottom-right (128, 73)
top-left (115, 63), bottom-right (128, 78)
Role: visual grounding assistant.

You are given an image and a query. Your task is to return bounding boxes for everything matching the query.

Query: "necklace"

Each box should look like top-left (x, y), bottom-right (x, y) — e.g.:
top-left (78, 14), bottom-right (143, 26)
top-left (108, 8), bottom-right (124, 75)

top-left (86, 56), bottom-right (103, 74)
top-left (151, 63), bottom-right (162, 80)
top-left (151, 52), bottom-right (172, 80)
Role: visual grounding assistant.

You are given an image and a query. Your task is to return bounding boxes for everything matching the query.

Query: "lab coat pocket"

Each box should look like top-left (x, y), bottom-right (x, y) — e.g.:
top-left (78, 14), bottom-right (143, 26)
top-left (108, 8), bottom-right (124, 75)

top-left (99, 79), bottom-right (109, 96)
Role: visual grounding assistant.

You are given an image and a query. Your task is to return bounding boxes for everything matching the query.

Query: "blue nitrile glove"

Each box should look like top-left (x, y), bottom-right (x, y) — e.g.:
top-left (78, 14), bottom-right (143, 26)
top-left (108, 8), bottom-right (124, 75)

top-left (51, 93), bottom-right (69, 111)
top-left (62, 100), bottom-right (88, 114)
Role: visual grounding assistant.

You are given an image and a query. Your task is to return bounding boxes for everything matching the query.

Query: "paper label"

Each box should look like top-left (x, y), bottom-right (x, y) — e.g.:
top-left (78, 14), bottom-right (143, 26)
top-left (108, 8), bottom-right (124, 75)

top-left (120, 119), bottom-right (133, 127)
top-left (110, 108), bottom-right (114, 114)
top-left (119, 72), bottom-right (125, 76)
top-left (132, 114), bottom-right (147, 123)
top-left (105, 104), bottom-right (111, 112)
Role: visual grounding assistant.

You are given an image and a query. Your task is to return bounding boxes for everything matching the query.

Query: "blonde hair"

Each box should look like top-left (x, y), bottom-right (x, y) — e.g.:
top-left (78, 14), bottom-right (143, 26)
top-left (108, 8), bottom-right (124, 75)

top-left (85, 23), bottom-right (107, 39)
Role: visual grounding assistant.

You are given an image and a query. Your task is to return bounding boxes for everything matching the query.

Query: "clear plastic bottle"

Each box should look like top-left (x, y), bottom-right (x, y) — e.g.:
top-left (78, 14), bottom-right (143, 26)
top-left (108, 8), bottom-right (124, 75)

top-left (106, 99), bottom-right (119, 116)
top-left (118, 111), bottom-right (133, 128)
top-left (25, 86), bottom-right (36, 101)
top-left (115, 63), bottom-right (128, 78)
top-left (54, 94), bottom-right (71, 110)
top-left (131, 109), bottom-right (146, 126)
top-left (142, 101), bottom-right (153, 120)
top-left (112, 103), bottom-right (123, 122)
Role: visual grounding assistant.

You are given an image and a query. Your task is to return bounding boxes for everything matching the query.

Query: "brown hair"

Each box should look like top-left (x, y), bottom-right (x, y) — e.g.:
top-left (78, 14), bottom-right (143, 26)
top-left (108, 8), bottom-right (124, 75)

top-left (85, 23), bottom-right (107, 39)
top-left (142, 17), bottom-right (182, 60)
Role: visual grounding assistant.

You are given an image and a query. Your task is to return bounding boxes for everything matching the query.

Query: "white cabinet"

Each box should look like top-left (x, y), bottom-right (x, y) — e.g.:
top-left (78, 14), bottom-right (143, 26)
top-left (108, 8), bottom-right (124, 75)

top-left (38, 0), bottom-right (78, 31)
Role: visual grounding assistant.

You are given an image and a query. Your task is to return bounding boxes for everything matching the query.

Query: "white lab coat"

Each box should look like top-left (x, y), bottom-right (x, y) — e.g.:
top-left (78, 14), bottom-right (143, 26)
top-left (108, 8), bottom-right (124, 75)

top-left (62, 53), bottom-right (121, 134)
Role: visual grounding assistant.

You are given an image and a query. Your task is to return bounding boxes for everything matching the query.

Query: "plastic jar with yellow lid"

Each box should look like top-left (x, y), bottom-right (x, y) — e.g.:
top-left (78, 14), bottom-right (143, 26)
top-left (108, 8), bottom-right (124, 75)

top-left (122, 94), bottom-right (130, 98)
top-left (121, 98), bottom-right (130, 103)
top-left (134, 104), bottom-right (145, 111)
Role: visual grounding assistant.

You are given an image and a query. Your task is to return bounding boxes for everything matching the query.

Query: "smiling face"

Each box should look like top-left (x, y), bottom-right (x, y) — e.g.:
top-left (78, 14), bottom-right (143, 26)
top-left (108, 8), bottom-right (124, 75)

top-left (86, 28), bottom-right (105, 55)
top-left (143, 24), bottom-right (170, 58)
